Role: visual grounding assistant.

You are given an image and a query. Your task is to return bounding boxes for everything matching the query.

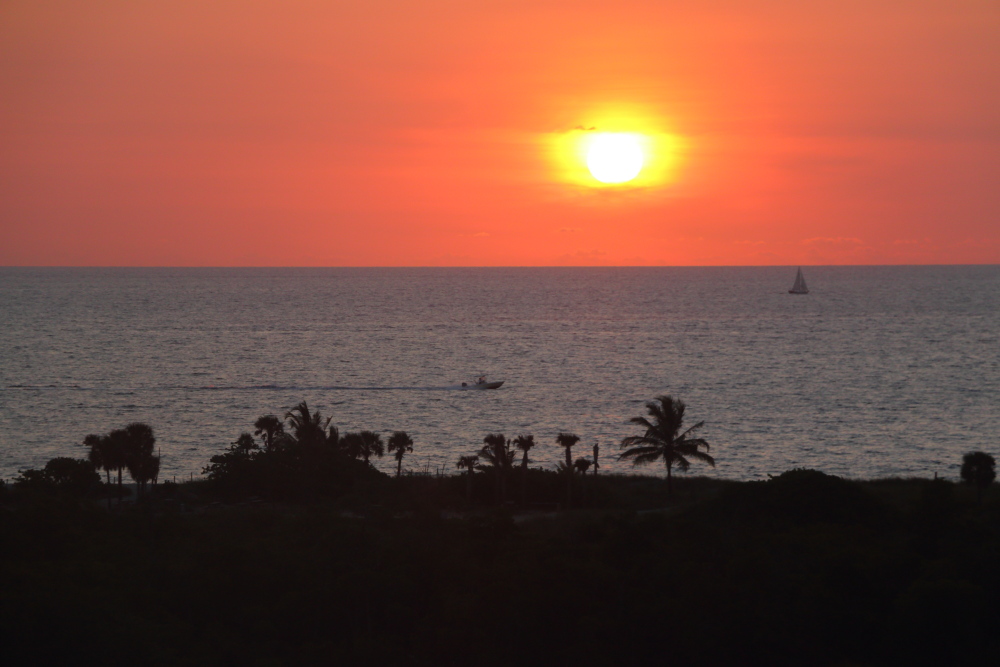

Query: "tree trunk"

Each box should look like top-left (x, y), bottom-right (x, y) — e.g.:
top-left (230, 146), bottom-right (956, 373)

top-left (666, 461), bottom-right (673, 498)
top-left (565, 447), bottom-right (573, 510)
top-left (117, 467), bottom-right (123, 507)
top-left (521, 452), bottom-right (529, 506)
top-left (396, 457), bottom-right (402, 478)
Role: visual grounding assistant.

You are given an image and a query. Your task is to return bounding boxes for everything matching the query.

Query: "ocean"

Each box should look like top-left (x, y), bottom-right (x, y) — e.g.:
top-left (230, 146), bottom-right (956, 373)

top-left (1, 266), bottom-right (998, 482)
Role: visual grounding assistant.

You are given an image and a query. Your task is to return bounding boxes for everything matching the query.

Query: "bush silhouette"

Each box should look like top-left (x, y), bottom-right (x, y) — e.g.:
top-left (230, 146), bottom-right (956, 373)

top-left (722, 468), bottom-right (884, 525)
top-left (960, 451), bottom-right (996, 503)
top-left (14, 458), bottom-right (101, 498)
top-left (204, 412), bottom-right (384, 500)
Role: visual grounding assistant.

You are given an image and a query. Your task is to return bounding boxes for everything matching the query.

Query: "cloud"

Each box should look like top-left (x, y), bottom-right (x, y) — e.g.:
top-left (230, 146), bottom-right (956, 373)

top-left (557, 249), bottom-right (608, 263)
top-left (801, 237), bottom-right (863, 246)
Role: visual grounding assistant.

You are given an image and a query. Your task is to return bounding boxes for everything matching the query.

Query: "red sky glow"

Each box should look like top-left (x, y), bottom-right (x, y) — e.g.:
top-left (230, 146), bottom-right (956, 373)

top-left (2, 0), bottom-right (998, 266)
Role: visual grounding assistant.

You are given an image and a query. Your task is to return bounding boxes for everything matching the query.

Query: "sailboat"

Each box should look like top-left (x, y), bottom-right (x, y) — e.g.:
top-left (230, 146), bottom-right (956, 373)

top-left (788, 267), bottom-right (809, 294)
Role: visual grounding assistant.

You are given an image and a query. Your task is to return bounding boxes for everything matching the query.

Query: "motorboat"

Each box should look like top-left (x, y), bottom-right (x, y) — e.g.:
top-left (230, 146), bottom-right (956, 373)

top-left (450, 376), bottom-right (504, 390)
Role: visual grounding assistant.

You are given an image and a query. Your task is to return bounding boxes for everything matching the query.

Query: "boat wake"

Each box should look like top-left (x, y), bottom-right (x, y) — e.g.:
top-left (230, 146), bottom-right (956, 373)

top-left (4, 384), bottom-right (496, 392)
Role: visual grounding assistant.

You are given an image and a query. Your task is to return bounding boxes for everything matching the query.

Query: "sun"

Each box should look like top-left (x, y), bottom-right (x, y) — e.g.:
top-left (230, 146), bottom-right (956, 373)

top-left (543, 108), bottom-right (682, 190)
top-left (586, 133), bottom-right (644, 184)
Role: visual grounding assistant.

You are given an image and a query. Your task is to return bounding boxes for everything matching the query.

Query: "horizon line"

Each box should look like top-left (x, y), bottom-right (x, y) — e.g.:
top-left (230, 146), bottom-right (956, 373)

top-left (2, 263), bottom-right (999, 269)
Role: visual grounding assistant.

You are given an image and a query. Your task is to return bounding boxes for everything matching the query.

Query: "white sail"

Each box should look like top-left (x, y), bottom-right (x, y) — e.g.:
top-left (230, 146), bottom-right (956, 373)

top-left (789, 267), bottom-right (809, 294)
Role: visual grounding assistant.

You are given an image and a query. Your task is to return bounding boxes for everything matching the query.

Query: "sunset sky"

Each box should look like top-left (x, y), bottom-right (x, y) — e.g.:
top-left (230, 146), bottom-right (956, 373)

top-left (2, 0), bottom-right (998, 266)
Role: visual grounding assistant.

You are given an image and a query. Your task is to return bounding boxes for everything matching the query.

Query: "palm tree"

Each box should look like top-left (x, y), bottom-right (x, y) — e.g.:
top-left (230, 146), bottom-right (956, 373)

top-left (574, 457), bottom-right (592, 506)
top-left (84, 433), bottom-right (114, 508)
top-left (106, 428), bottom-right (129, 506)
top-left (388, 431), bottom-right (414, 477)
top-left (457, 455), bottom-right (479, 502)
top-left (619, 395), bottom-right (714, 497)
top-left (480, 433), bottom-right (512, 504)
top-left (478, 434), bottom-right (515, 469)
top-left (592, 442), bottom-right (600, 476)
top-left (513, 434), bottom-right (535, 505)
top-left (128, 452), bottom-right (161, 498)
top-left (284, 401), bottom-right (331, 448)
top-left (341, 432), bottom-right (363, 460)
top-left (123, 422), bottom-right (157, 498)
top-left (556, 432), bottom-right (580, 509)
top-left (358, 430), bottom-right (384, 465)
top-left (84, 434), bottom-right (111, 485)
top-left (961, 451), bottom-right (996, 504)
top-left (253, 414), bottom-right (286, 452)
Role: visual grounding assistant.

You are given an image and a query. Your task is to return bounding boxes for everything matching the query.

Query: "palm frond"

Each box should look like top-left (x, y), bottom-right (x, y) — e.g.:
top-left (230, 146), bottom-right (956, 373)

top-left (678, 421), bottom-right (705, 440)
top-left (618, 445), bottom-right (659, 461)
top-left (671, 454), bottom-right (691, 472)
top-left (680, 436), bottom-right (709, 450)
top-left (556, 432), bottom-right (580, 448)
top-left (630, 451), bottom-right (663, 466)
top-left (513, 434), bottom-right (535, 452)
top-left (628, 416), bottom-right (655, 432)
top-left (620, 435), bottom-right (658, 448)
top-left (676, 443), bottom-right (715, 466)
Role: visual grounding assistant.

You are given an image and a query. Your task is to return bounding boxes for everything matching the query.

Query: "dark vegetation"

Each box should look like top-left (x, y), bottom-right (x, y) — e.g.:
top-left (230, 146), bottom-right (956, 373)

top-left (2, 398), bottom-right (998, 666)
top-left (84, 422), bottom-right (160, 506)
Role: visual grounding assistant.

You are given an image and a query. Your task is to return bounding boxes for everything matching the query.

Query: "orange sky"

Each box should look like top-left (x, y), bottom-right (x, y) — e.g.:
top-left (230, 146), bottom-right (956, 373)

top-left (2, 0), bottom-right (998, 266)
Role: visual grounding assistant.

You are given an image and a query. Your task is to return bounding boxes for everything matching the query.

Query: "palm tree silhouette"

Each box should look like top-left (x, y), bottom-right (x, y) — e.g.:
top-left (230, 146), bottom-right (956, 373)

top-left (592, 443), bottom-right (600, 476)
top-left (123, 422), bottom-right (158, 498)
top-left (358, 430), bottom-right (385, 465)
top-left (326, 424), bottom-right (340, 450)
top-left (619, 395), bottom-right (714, 497)
top-left (556, 433), bottom-right (580, 508)
top-left (284, 401), bottom-right (331, 448)
top-left (478, 434), bottom-right (514, 469)
top-left (480, 433), bottom-right (513, 504)
top-left (341, 432), bottom-right (363, 460)
top-left (84, 434), bottom-right (109, 485)
top-left (84, 433), bottom-right (114, 508)
top-left (960, 451), bottom-right (996, 504)
top-left (106, 428), bottom-right (129, 506)
top-left (574, 457), bottom-right (592, 506)
top-left (128, 451), bottom-right (161, 498)
top-left (388, 431), bottom-right (414, 477)
top-left (253, 415), bottom-right (286, 452)
top-left (513, 434), bottom-right (535, 505)
top-left (457, 454), bottom-right (479, 502)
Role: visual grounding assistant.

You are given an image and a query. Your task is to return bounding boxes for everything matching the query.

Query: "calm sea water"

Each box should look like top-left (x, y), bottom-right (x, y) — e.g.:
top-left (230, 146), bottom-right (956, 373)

top-left (1, 267), bottom-right (998, 482)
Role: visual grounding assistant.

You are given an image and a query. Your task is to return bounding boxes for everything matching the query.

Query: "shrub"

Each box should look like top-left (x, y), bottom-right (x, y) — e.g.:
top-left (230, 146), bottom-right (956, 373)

top-left (14, 458), bottom-right (102, 498)
top-left (960, 451), bottom-right (996, 503)
top-left (203, 433), bottom-right (383, 500)
top-left (720, 468), bottom-right (885, 525)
